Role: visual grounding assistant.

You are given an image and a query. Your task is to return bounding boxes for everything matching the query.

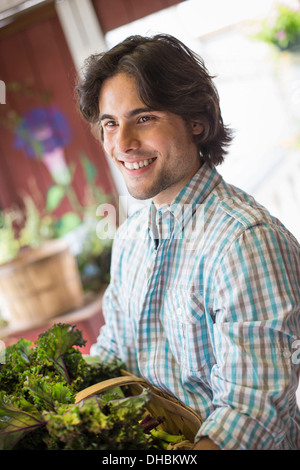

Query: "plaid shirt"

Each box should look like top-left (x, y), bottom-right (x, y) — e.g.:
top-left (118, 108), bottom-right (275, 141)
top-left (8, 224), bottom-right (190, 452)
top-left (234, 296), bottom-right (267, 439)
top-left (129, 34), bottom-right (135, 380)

top-left (91, 162), bottom-right (300, 449)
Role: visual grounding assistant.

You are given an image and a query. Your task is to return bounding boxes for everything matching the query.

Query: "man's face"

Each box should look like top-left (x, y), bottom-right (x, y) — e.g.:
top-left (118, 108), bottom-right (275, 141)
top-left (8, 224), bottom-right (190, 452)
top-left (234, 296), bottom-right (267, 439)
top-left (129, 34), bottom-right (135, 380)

top-left (98, 73), bottom-right (203, 206)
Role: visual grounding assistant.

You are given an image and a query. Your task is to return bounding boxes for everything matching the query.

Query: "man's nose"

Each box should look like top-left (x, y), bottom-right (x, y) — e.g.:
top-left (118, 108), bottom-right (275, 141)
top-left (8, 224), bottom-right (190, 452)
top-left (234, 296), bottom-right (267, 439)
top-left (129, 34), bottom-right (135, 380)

top-left (116, 124), bottom-right (140, 154)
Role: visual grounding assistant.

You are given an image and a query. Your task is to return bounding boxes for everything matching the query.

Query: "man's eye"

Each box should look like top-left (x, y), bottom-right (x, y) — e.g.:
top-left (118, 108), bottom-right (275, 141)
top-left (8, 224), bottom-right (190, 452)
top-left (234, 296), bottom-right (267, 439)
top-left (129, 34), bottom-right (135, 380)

top-left (139, 115), bottom-right (152, 123)
top-left (104, 121), bottom-right (117, 127)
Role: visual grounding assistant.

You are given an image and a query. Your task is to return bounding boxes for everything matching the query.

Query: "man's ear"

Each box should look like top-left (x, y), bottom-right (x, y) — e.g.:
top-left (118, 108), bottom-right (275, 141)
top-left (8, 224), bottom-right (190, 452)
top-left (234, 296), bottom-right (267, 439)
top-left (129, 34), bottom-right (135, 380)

top-left (191, 121), bottom-right (204, 136)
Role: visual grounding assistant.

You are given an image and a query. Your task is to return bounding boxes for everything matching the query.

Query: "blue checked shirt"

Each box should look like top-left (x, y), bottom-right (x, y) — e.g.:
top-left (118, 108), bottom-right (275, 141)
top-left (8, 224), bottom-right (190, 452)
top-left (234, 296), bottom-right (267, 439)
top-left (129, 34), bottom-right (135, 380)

top-left (91, 162), bottom-right (300, 450)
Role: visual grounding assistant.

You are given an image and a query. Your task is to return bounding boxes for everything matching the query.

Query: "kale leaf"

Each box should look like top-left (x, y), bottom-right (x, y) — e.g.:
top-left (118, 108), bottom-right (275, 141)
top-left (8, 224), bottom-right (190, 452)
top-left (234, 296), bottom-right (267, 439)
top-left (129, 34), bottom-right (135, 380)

top-left (0, 394), bottom-right (45, 450)
top-left (0, 322), bottom-right (156, 450)
top-left (43, 390), bottom-right (154, 450)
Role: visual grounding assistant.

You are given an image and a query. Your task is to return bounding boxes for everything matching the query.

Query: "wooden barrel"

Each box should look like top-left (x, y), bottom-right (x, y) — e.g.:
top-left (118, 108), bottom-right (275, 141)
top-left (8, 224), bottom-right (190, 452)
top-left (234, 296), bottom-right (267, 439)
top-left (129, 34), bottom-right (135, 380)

top-left (0, 238), bottom-right (83, 328)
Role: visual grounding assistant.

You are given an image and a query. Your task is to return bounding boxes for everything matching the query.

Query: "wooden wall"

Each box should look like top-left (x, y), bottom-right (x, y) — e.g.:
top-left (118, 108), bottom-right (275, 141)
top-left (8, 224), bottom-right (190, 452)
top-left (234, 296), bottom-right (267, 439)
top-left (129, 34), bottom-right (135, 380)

top-left (0, 2), bottom-right (116, 216)
top-left (0, 0), bottom-right (183, 215)
top-left (92, 0), bottom-right (183, 33)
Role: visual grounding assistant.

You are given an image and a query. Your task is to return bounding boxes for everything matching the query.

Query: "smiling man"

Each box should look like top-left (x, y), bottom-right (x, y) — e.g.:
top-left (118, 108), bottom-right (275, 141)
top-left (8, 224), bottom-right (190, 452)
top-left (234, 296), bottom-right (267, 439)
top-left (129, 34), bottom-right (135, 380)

top-left (98, 73), bottom-right (203, 205)
top-left (76, 34), bottom-right (300, 450)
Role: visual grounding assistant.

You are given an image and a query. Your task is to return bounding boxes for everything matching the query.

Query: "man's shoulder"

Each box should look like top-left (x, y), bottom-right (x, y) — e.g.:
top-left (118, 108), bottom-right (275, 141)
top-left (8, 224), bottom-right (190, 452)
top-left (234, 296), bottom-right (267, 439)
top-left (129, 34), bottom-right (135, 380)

top-left (217, 195), bottom-right (267, 230)
top-left (214, 187), bottom-right (298, 248)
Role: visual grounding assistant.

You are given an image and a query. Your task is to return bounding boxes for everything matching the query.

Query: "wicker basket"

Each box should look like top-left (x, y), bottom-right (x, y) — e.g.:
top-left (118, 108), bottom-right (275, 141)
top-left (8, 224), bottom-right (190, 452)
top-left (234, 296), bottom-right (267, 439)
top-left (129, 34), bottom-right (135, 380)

top-left (75, 370), bottom-right (202, 443)
top-left (0, 238), bottom-right (83, 328)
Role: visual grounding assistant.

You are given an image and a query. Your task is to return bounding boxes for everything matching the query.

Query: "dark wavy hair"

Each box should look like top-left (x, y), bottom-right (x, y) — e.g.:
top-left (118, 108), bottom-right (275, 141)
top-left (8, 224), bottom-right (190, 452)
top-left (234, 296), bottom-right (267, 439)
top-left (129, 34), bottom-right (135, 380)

top-left (76, 34), bottom-right (233, 166)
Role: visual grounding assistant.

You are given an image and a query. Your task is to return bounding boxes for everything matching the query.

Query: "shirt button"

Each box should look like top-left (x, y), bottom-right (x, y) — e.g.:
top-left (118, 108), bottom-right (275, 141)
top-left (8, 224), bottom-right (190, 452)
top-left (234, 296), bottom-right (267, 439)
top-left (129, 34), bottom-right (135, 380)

top-left (146, 266), bottom-right (152, 277)
top-left (176, 307), bottom-right (182, 316)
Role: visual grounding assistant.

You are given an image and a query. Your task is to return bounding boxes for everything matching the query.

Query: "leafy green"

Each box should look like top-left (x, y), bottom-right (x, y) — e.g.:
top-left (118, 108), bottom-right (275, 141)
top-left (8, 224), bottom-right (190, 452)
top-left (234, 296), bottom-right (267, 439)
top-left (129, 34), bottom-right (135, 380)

top-left (107, 388), bottom-right (150, 418)
top-left (43, 390), bottom-right (154, 450)
top-left (0, 323), bottom-right (157, 450)
top-left (46, 185), bottom-right (65, 212)
top-left (253, 4), bottom-right (300, 51)
top-left (24, 379), bottom-right (73, 411)
top-left (33, 323), bottom-right (86, 384)
top-left (52, 212), bottom-right (82, 237)
top-left (0, 395), bottom-right (44, 450)
top-left (0, 338), bottom-right (33, 396)
top-left (80, 152), bottom-right (96, 183)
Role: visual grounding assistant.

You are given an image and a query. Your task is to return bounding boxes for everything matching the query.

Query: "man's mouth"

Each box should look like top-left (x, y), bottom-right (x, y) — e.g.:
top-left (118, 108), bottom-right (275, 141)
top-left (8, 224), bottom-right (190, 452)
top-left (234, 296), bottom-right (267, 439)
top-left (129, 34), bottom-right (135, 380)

top-left (122, 157), bottom-right (156, 170)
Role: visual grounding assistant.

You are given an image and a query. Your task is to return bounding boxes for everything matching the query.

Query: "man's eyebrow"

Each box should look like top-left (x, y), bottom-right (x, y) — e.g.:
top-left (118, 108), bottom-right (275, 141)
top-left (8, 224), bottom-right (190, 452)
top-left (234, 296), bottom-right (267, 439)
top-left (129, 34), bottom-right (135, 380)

top-left (99, 107), bottom-right (153, 122)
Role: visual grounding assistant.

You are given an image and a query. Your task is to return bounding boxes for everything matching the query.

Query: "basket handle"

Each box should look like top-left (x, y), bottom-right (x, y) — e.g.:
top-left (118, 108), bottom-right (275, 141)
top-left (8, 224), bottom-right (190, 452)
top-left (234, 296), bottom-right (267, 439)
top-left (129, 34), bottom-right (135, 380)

top-left (75, 375), bottom-right (149, 403)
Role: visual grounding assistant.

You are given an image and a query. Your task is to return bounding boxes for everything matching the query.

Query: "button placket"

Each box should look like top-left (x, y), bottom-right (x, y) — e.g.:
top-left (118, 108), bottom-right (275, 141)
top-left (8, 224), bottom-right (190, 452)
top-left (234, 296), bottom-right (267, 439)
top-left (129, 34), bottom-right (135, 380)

top-left (146, 265), bottom-right (152, 278)
top-left (176, 307), bottom-right (183, 317)
top-left (145, 242), bottom-right (159, 282)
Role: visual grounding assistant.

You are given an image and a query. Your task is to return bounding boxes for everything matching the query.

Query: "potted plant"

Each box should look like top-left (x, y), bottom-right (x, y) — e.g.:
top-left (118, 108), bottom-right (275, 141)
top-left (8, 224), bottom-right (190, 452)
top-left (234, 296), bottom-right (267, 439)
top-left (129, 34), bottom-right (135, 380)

top-left (251, 2), bottom-right (300, 120)
top-left (0, 82), bottom-right (115, 328)
top-left (0, 154), bottom-right (114, 329)
top-left (253, 2), bottom-right (300, 52)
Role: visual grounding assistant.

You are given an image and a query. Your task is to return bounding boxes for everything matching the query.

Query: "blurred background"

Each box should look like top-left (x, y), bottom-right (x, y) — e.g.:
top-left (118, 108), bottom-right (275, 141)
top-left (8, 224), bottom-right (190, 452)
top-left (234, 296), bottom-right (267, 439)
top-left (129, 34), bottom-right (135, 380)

top-left (1, 0), bottom-right (300, 239)
top-left (0, 0), bottom-right (300, 393)
top-left (107, 0), bottom-right (300, 239)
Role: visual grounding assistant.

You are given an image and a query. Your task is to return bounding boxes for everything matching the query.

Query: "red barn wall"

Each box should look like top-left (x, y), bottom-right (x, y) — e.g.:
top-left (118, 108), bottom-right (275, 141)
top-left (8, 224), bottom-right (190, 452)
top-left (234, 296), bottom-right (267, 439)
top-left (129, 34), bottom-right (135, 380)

top-left (92, 0), bottom-right (183, 33)
top-left (0, 0), bottom-right (183, 214)
top-left (0, 3), bottom-right (115, 215)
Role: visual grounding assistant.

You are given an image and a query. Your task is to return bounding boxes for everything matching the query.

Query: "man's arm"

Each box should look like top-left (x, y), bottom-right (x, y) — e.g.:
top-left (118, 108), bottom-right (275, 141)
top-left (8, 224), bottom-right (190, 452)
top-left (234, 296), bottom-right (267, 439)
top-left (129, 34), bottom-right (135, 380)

top-left (193, 437), bottom-right (220, 450)
top-left (195, 224), bottom-right (300, 449)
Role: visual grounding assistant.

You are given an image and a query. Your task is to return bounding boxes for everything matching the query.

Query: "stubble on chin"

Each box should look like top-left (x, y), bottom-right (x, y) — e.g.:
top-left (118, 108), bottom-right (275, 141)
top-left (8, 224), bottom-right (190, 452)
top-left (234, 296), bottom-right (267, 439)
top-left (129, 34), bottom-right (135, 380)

top-left (125, 171), bottom-right (179, 202)
top-left (125, 183), bottom-right (158, 201)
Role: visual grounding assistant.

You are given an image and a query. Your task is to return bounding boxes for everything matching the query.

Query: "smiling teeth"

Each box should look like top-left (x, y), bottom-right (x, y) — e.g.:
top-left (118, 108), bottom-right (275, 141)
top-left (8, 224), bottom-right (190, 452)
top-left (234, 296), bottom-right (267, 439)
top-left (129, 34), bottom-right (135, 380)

top-left (124, 158), bottom-right (154, 170)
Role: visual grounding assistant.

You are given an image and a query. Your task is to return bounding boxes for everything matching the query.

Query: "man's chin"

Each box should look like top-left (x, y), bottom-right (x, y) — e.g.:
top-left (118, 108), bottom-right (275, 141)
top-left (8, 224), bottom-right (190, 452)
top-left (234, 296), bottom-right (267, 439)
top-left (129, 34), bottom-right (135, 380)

top-left (126, 185), bottom-right (156, 201)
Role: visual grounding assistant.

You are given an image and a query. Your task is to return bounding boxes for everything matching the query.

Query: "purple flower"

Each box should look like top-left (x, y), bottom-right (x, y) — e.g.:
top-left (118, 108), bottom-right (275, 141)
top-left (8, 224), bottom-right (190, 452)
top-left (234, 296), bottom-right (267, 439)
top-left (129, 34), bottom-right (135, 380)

top-left (14, 106), bottom-right (72, 158)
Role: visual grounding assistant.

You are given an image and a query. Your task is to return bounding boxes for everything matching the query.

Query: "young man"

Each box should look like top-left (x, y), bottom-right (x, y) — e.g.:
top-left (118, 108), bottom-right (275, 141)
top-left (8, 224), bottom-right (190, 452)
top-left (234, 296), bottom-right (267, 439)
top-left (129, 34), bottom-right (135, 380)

top-left (76, 34), bottom-right (300, 450)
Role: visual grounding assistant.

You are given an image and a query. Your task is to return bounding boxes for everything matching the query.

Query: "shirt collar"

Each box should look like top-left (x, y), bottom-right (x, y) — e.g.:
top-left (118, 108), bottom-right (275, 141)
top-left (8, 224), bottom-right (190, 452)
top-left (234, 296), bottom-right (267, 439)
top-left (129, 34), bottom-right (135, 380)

top-left (147, 162), bottom-right (222, 242)
top-left (169, 162), bottom-right (222, 220)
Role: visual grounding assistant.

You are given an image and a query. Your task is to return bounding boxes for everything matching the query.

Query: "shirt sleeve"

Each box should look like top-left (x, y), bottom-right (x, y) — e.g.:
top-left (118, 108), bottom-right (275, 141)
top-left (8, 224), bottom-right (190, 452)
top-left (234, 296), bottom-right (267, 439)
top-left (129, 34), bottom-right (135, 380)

top-left (89, 283), bottom-right (123, 362)
top-left (89, 231), bottom-right (125, 362)
top-left (89, 233), bottom-right (140, 375)
top-left (196, 223), bottom-right (300, 449)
